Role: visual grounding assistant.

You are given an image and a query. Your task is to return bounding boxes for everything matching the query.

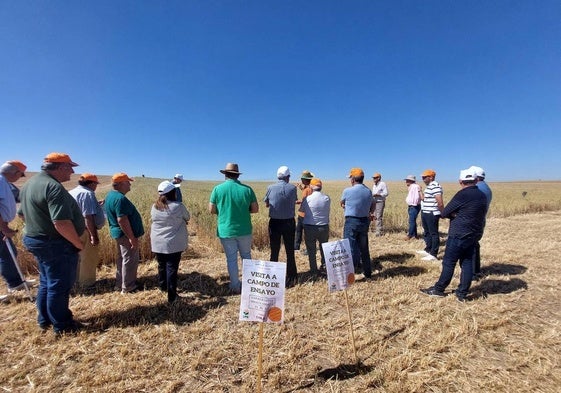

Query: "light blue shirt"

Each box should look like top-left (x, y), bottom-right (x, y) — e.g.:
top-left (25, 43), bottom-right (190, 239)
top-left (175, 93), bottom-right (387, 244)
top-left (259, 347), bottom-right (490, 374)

top-left (476, 180), bottom-right (492, 213)
top-left (0, 175), bottom-right (16, 223)
top-left (264, 180), bottom-right (297, 219)
top-left (69, 185), bottom-right (106, 229)
top-left (341, 183), bottom-right (373, 218)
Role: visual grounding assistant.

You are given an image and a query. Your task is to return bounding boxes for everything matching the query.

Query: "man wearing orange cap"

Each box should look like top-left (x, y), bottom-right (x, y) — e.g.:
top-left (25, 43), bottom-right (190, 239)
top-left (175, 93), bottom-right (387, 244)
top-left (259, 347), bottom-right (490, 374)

top-left (1, 160), bottom-right (33, 300)
top-left (299, 178), bottom-right (330, 274)
top-left (104, 173), bottom-right (145, 294)
top-left (69, 173), bottom-right (106, 289)
top-left (417, 169), bottom-right (444, 261)
top-left (341, 168), bottom-right (375, 278)
top-left (19, 153), bottom-right (85, 334)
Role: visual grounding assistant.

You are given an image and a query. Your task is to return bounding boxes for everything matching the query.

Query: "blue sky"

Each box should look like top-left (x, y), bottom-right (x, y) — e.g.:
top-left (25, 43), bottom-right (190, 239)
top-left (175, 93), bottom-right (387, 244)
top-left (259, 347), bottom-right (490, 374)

top-left (1, 1), bottom-right (559, 181)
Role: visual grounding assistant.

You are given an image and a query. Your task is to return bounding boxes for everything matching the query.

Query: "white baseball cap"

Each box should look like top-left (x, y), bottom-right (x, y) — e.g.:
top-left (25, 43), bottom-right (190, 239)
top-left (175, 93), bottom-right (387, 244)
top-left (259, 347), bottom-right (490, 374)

top-left (469, 166), bottom-right (485, 179)
top-left (158, 180), bottom-right (176, 195)
top-left (277, 165), bottom-right (291, 178)
top-left (174, 174), bottom-right (184, 180)
top-left (459, 168), bottom-right (477, 182)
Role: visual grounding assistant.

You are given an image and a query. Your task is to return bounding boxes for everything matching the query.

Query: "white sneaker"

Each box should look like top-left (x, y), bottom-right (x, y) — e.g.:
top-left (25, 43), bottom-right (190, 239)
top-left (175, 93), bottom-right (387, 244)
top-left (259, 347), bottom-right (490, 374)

top-left (416, 250), bottom-right (429, 256)
top-left (421, 254), bottom-right (438, 261)
top-left (0, 294), bottom-right (8, 303)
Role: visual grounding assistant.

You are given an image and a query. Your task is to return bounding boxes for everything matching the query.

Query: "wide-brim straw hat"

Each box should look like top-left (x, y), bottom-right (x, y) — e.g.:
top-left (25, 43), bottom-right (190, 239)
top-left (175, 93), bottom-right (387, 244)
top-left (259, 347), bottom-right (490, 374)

top-left (220, 163), bottom-right (242, 175)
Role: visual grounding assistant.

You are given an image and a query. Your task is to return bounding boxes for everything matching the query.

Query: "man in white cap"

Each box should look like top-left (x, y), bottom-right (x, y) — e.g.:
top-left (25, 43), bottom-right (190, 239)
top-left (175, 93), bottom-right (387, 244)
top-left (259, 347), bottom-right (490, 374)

top-left (420, 168), bottom-right (487, 302)
top-left (404, 175), bottom-right (422, 240)
top-left (264, 166), bottom-right (298, 286)
top-left (172, 174), bottom-right (184, 203)
top-left (469, 166), bottom-right (492, 279)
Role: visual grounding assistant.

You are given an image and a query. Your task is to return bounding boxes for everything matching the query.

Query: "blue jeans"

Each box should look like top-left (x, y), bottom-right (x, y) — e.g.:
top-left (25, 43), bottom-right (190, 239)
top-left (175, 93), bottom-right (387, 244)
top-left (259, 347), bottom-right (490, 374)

top-left (0, 237), bottom-right (24, 288)
top-left (23, 236), bottom-right (78, 332)
top-left (303, 224), bottom-right (329, 272)
top-left (294, 216), bottom-right (304, 250)
top-left (220, 235), bottom-right (252, 291)
top-left (155, 251), bottom-right (182, 302)
top-left (268, 218), bottom-right (297, 280)
top-left (343, 216), bottom-right (372, 278)
top-left (407, 205), bottom-right (421, 238)
top-left (421, 212), bottom-right (440, 257)
top-left (434, 236), bottom-right (477, 298)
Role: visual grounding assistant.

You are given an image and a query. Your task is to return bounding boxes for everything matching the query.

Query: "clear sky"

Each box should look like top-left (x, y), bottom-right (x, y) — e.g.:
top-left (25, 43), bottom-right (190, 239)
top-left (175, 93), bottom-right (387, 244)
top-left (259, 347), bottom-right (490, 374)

top-left (1, 1), bottom-right (559, 182)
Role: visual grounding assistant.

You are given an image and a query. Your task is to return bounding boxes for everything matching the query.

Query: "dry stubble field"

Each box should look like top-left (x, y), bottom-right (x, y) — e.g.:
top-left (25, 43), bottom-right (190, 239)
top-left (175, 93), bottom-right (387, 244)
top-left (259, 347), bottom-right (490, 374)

top-left (1, 177), bottom-right (560, 392)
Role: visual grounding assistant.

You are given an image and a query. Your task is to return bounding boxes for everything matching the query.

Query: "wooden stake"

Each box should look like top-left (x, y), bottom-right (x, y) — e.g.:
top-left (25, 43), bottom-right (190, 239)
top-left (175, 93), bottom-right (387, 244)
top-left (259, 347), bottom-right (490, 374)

top-left (344, 289), bottom-right (359, 364)
top-left (257, 322), bottom-right (264, 393)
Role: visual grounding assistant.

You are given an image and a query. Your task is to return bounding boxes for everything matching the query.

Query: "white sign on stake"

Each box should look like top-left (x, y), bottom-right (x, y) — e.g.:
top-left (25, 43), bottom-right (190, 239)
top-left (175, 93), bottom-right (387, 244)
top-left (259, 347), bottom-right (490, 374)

top-left (322, 239), bottom-right (355, 292)
top-left (239, 259), bottom-right (287, 323)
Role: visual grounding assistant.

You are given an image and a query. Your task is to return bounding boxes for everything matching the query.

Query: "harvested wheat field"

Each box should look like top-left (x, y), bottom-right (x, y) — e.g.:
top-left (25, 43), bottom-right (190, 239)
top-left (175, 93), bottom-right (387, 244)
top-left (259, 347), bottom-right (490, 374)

top-left (1, 207), bottom-right (560, 392)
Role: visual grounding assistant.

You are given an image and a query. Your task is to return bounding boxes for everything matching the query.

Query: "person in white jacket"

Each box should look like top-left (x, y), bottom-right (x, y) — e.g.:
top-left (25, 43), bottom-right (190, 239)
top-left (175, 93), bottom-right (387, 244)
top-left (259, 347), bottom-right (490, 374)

top-left (150, 181), bottom-right (190, 303)
top-left (371, 172), bottom-right (389, 236)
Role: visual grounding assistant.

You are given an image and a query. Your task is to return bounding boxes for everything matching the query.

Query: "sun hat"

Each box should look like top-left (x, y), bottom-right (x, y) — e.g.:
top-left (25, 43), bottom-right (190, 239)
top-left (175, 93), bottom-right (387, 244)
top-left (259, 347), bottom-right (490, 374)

top-left (112, 172), bottom-right (134, 183)
top-left (421, 169), bottom-right (436, 178)
top-left (300, 170), bottom-right (314, 179)
top-left (174, 174), bottom-right (184, 180)
top-left (459, 168), bottom-right (477, 181)
top-left (310, 178), bottom-right (322, 188)
top-left (469, 166), bottom-right (485, 179)
top-left (80, 173), bottom-right (99, 183)
top-left (404, 175), bottom-right (416, 182)
top-left (44, 152), bottom-right (78, 166)
top-left (372, 172), bottom-right (381, 178)
top-left (348, 168), bottom-right (364, 178)
top-left (7, 160), bottom-right (27, 176)
top-left (220, 163), bottom-right (242, 175)
top-left (277, 166), bottom-right (290, 178)
top-left (157, 180), bottom-right (176, 195)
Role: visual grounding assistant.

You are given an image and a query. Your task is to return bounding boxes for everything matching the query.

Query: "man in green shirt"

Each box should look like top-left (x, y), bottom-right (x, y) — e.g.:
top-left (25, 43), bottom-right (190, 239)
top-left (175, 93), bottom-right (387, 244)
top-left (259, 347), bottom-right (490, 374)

top-left (19, 152), bottom-right (85, 335)
top-left (209, 163), bottom-right (258, 294)
top-left (104, 173), bottom-right (145, 294)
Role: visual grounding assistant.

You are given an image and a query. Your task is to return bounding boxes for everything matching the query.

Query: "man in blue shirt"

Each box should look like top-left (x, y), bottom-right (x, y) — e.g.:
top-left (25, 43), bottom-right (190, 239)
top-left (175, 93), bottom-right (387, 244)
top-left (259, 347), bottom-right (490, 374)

top-left (341, 168), bottom-right (375, 279)
top-left (420, 168), bottom-right (487, 302)
top-left (264, 166), bottom-right (298, 286)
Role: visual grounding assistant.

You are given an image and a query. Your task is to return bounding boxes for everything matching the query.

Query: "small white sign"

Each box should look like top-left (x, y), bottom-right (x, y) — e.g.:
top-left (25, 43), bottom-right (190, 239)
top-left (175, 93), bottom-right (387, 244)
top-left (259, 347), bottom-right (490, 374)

top-left (239, 259), bottom-right (287, 323)
top-left (322, 239), bottom-right (355, 292)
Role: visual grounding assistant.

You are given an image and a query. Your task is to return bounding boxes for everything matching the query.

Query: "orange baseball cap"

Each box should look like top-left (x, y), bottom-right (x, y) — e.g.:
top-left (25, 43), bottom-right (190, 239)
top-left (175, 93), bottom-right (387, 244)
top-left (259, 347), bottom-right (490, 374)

top-left (7, 160), bottom-right (27, 176)
top-left (422, 169), bottom-right (436, 177)
top-left (348, 168), bottom-right (364, 178)
top-left (44, 152), bottom-right (79, 166)
top-left (112, 172), bottom-right (134, 183)
top-left (310, 178), bottom-right (322, 187)
top-left (80, 173), bottom-right (99, 183)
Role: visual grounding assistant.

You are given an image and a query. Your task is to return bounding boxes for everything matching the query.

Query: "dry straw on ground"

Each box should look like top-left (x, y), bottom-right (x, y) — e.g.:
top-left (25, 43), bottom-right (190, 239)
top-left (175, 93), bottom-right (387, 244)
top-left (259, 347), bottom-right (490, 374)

top-left (1, 177), bottom-right (560, 392)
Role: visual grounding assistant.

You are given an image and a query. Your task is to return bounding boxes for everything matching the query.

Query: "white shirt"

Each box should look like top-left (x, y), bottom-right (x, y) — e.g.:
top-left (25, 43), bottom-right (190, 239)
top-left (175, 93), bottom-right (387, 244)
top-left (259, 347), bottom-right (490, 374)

top-left (372, 181), bottom-right (389, 202)
top-left (301, 191), bottom-right (331, 226)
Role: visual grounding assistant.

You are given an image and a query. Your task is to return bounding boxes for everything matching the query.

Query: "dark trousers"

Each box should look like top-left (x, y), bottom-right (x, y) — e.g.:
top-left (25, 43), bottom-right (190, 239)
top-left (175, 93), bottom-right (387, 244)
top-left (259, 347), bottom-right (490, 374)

top-left (23, 236), bottom-right (78, 333)
top-left (343, 216), bottom-right (372, 278)
top-left (294, 216), bottom-right (304, 250)
top-left (269, 218), bottom-right (297, 280)
top-left (435, 236), bottom-right (477, 298)
top-left (155, 251), bottom-right (182, 303)
top-left (303, 224), bottom-right (329, 272)
top-left (421, 212), bottom-right (440, 257)
top-left (0, 237), bottom-right (24, 288)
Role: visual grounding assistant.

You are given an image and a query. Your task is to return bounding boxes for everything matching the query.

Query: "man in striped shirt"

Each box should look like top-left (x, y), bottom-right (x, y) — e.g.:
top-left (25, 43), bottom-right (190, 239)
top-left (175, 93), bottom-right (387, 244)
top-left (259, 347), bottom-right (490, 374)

top-left (417, 169), bottom-right (444, 261)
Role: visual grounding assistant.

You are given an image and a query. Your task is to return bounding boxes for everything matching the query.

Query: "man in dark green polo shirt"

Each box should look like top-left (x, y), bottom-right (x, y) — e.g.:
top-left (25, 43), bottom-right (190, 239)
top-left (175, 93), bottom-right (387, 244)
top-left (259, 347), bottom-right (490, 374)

top-left (19, 152), bottom-right (85, 335)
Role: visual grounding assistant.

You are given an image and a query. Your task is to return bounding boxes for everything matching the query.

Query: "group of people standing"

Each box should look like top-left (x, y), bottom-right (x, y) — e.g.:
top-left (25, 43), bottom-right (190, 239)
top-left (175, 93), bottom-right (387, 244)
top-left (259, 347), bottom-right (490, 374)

top-left (1, 153), bottom-right (493, 335)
